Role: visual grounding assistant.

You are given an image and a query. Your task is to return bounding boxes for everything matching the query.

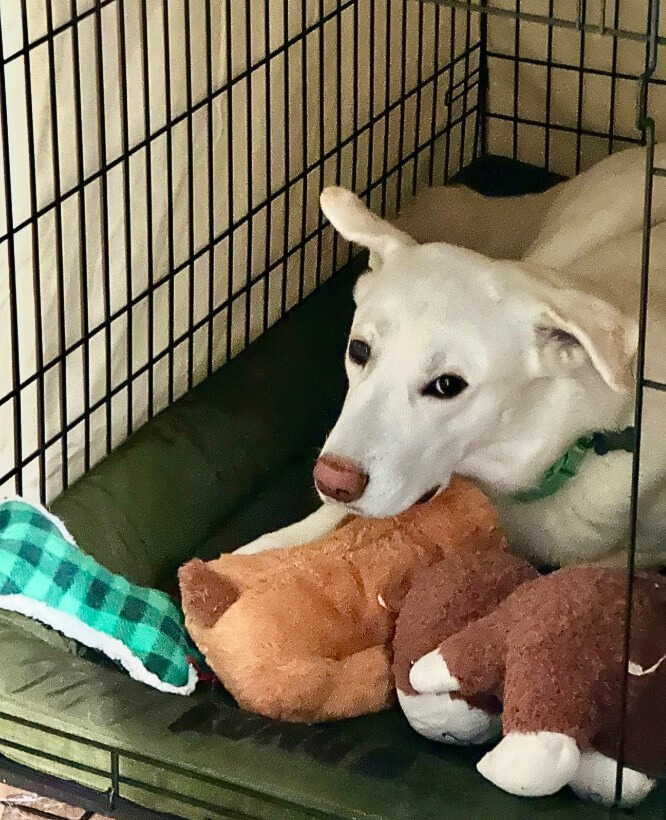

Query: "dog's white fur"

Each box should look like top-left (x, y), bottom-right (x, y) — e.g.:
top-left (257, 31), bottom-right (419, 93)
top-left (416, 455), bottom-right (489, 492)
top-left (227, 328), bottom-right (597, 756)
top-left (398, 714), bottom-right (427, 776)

top-left (237, 145), bottom-right (666, 568)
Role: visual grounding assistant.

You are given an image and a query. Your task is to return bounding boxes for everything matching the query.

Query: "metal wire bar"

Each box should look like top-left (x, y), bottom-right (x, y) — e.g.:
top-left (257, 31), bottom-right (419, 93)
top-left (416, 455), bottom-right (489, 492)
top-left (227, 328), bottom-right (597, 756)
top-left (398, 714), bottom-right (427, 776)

top-left (0, 8), bottom-right (23, 496)
top-left (44, 1), bottom-right (68, 488)
top-left (161, 0), bottom-right (176, 406)
top-left (139, 0), bottom-right (156, 417)
top-left (486, 50), bottom-right (666, 87)
top-left (419, 0), bottom-right (666, 46)
top-left (225, 0), bottom-right (235, 363)
top-left (244, 1), bottom-right (254, 345)
top-left (0, 106), bottom-right (478, 484)
top-left (0, 45), bottom-right (473, 421)
top-left (0, 710), bottom-right (347, 819)
top-left (20, 0), bottom-right (47, 495)
top-left (614, 0), bottom-right (661, 808)
top-left (0, 0), bottom-right (358, 250)
top-left (93, 0), bottom-right (113, 456)
top-left (262, 0), bottom-right (274, 328)
top-left (184, 0), bottom-right (196, 388)
top-left (574, 0), bottom-right (588, 174)
top-left (117, 0), bottom-right (134, 433)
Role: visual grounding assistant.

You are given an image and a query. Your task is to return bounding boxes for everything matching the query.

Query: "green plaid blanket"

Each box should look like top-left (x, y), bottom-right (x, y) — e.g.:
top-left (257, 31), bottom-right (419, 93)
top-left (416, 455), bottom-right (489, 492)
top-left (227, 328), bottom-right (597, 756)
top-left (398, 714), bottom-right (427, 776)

top-left (0, 498), bottom-right (202, 695)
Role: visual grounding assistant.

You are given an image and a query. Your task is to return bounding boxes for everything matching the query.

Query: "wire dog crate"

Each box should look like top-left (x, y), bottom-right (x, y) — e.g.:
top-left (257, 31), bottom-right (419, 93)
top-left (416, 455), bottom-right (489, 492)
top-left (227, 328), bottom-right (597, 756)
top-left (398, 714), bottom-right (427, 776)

top-left (0, 1), bottom-right (664, 818)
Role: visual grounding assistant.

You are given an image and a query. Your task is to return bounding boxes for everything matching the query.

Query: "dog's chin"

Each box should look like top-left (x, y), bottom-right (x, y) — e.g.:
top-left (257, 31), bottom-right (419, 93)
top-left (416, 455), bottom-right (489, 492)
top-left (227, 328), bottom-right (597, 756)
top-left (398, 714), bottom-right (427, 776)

top-left (343, 488), bottom-right (441, 519)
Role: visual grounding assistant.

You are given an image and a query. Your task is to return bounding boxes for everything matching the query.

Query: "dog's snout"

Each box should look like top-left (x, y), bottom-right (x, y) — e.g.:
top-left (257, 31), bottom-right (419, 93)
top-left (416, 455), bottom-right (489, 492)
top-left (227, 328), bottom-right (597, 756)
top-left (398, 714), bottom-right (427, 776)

top-left (314, 454), bottom-right (368, 503)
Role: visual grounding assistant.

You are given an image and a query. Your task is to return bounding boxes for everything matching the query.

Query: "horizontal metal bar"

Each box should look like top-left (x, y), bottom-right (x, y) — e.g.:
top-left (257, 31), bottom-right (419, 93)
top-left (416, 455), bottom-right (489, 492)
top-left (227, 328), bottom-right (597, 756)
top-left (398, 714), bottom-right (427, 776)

top-left (416, 0), bottom-right (666, 46)
top-left (0, 712), bottom-right (344, 820)
top-left (487, 112), bottom-right (643, 146)
top-left (0, 104), bottom-right (478, 487)
top-left (0, 0), bottom-right (117, 66)
top-left (445, 70), bottom-right (481, 106)
top-left (0, 47), bottom-right (477, 415)
top-left (643, 378), bottom-right (666, 392)
top-left (0, 754), bottom-right (178, 820)
top-left (487, 51), bottom-right (666, 87)
top-left (0, 0), bottom-right (360, 248)
top-left (654, 167), bottom-right (666, 177)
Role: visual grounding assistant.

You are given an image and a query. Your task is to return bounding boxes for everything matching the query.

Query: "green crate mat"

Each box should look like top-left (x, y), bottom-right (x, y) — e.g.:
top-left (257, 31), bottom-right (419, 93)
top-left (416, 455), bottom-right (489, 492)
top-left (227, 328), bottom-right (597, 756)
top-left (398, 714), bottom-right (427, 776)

top-left (0, 156), bottom-right (663, 819)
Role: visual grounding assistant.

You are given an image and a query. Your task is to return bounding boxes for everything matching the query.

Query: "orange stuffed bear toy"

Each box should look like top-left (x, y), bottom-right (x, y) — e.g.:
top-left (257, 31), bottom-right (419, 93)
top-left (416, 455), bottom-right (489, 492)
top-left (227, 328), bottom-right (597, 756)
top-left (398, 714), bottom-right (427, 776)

top-left (178, 478), bottom-right (500, 722)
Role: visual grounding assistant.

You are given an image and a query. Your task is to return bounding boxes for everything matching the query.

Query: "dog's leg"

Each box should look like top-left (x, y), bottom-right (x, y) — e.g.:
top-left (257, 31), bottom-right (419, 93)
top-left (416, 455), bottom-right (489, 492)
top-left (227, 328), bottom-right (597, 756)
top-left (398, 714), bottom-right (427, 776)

top-left (234, 504), bottom-right (349, 554)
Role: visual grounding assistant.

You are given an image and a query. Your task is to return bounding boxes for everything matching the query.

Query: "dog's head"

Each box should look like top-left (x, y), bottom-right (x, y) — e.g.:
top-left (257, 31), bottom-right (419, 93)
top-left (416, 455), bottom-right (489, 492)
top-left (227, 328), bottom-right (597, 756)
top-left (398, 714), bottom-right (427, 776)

top-left (314, 187), bottom-right (638, 517)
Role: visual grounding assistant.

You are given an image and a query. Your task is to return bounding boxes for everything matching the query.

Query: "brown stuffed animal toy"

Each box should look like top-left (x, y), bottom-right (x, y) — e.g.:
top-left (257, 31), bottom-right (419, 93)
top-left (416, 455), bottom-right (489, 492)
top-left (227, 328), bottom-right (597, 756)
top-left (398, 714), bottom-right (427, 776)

top-left (394, 550), bottom-right (666, 808)
top-left (178, 478), bottom-right (500, 722)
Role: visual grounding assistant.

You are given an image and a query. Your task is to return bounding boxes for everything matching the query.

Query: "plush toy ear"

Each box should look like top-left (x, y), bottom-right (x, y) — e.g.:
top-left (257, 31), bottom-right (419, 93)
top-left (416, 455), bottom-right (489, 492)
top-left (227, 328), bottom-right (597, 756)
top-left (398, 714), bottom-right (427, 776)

top-left (320, 186), bottom-right (417, 269)
top-left (532, 282), bottom-right (638, 393)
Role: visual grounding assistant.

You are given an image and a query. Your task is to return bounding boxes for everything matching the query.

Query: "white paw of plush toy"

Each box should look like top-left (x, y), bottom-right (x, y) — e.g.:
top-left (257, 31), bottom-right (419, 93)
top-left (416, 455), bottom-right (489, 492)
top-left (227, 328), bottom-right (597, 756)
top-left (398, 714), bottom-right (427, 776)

top-left (392, 552), bottom-right (665, 809)
top-left (397, 651), bottom-right (501, 745)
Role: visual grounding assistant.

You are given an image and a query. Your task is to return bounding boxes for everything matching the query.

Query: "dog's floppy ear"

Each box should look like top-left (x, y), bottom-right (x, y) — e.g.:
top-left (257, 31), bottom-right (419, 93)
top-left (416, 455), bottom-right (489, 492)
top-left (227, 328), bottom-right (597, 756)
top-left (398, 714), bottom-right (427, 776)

top-left (320, 187), bottom-right (417, 269)
top-left (532, 282), bottom-right (638, 393)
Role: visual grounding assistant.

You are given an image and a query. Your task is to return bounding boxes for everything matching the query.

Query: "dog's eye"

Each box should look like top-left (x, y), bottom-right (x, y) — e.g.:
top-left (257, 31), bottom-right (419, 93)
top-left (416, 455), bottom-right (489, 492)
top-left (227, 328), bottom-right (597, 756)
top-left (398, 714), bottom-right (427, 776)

top-left (423, 374), bottom-right (468, 399)
top-left (348, 339), bottom-right (371, 366)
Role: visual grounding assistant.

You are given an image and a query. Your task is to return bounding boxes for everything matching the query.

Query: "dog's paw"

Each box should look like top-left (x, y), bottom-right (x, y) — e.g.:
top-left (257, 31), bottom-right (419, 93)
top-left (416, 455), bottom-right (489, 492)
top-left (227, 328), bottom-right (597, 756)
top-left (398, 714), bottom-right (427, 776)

top-left (569, 751), bottom-right (656, 807)
top-left (233, 533), bottom-right (289, 555)
top-left (477, 731), bottom-right (581, 797)
top-left (397, 689), bottom-right (501, 745)
top-left (409, 650), bottom-right (459, 694)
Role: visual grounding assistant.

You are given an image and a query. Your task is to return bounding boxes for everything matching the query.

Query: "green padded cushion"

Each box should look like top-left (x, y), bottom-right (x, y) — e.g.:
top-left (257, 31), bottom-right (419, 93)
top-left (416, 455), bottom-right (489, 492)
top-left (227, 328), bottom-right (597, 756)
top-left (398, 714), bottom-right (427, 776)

top-left (0, 155), bottom-right (663, 819)
top-left (49, 264), bottom-right (358, 589)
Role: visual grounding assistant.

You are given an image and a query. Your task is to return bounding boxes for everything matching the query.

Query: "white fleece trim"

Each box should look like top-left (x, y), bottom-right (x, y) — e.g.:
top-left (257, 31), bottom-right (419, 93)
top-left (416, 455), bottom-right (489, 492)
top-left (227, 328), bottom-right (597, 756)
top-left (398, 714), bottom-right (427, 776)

top-left (0, 497), bottom-right (197, 695)
top-left (0, 597), bottom-right (197, 696)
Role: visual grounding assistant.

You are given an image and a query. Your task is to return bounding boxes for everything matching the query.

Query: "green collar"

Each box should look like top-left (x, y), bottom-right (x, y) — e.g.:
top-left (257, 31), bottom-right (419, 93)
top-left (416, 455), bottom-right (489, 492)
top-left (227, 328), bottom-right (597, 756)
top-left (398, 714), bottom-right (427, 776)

top-left (512, 427), bottom-right (636, 503)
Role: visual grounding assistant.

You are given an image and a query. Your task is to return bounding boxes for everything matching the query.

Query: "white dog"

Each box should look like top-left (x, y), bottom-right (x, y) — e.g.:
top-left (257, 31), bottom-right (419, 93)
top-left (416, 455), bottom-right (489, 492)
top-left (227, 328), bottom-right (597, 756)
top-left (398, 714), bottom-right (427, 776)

top-left (237, 144), bottom-right (666, 570)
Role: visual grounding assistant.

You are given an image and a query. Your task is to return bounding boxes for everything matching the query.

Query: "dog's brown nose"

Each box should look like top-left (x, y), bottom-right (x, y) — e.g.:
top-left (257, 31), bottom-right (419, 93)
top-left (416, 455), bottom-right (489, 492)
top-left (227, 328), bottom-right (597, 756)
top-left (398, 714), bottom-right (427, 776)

top-left (314, 454), bottom-right (368, 503)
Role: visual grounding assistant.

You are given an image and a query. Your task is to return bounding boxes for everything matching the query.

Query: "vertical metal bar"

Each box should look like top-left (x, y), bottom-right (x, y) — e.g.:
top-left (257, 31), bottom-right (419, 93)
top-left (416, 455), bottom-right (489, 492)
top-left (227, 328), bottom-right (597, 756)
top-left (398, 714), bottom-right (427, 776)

top-left (380, 0), bottom-right (392, 214)
top-left (140, 0), bottom-right (155, 414)
top-left (444, 7), bottom-right (455, 181)
top-left (108, 749), bottom-right (119, 809)
top-left (544, 0), bottom-right (554, 169)
top-left (428, 2), bottom-right (441, 185)
top-left (315, 0), bottom-right (326, 286)
top-left (348, 0), bottom-right (360, 263)
top-left (412, 1), bottom-right (425, 195)
top-left (117, 0), bottom-right (134, 433)
top-left (575, 0), bottom-right (588, 173)
top-left (366, 0), bottom-right (376, 201)
top-left (331, 1), bottom-right (342, 269)
top-left (244, 1), bottom-right (254, 344)
top-left (458, 8), bottom-right (472, 171)
top-left (280, 0), bottom-right (291, 314)
top-left (184, 0), bottom-right (195, 386)
top-left (299, 0), bottom-right (310, 289)
top-left (205, 0), bottom-right (216, 372)
top-left (45, 1), bottom-right (68, 488)
top-left (225, 0), bottom-right (234, 360)
top-left (20, 0), bottom-right (47, 497)
top-left (70, 0), bottom-right (92, 470)
top-left (512, 0), bottom-right (520, 159)
top-left (0, 9), bottom-right (23, 496)
top-left (395, 1), bottom-right (408, 212)
top-left (608, 0), bottom-right (621, 153)
top-left (615, 0), bottom-right (660, 808)
top-left (161, 0), bottom-right (176, 402)
top-left (262, 0), bottom-right (273, 329)
top-left (473, 0), bottom-right (489, 161)
top-left (93, 0), bottom-right (113, 455)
